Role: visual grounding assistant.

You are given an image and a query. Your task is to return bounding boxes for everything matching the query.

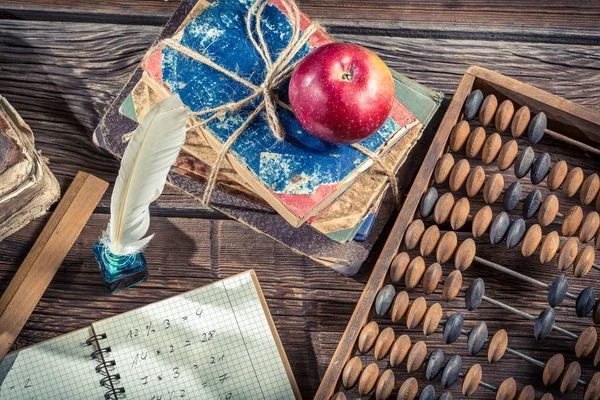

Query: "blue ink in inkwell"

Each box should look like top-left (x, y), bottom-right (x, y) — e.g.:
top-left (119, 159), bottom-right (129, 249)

top-left (94, 242), bottom-right (148, 293)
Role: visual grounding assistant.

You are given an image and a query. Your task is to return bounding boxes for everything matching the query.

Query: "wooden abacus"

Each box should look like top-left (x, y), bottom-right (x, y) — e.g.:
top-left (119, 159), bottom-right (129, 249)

top-left (315, 67), bottom-right (600, 400)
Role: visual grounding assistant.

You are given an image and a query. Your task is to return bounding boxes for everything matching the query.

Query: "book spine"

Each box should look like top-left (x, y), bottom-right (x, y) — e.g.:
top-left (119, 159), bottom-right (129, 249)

top-left (86, 333), bottom-right (126, 399)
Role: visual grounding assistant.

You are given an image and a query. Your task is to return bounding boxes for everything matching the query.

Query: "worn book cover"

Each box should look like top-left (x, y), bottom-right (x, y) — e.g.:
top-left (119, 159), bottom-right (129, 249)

top-left (0, 96), bottom-right (60, 242)
top-left (93, 0), bottom-right (442, 274)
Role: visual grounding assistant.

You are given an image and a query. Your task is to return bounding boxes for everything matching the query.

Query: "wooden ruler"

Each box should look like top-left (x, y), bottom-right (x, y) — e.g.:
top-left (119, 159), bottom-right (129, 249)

top-left (0, 171), bottom-right (108, 361)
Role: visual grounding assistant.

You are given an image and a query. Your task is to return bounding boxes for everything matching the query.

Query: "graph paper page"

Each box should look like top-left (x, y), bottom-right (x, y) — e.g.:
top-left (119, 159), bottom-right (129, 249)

top-left (92, 270), bottom-right (297, 399)
top-left (0, 327), bottom-right (107, 400)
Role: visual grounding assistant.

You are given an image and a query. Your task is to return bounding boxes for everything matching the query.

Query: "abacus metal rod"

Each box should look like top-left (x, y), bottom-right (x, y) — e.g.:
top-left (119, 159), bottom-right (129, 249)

top-left (545, 128), bottom-right (600, 157)
top-left (503, 347), bottom-right (587, 386)
top-left (473, 255), bottom-right (578, 301)
top-left (458, 372), bottom-right (498, 392)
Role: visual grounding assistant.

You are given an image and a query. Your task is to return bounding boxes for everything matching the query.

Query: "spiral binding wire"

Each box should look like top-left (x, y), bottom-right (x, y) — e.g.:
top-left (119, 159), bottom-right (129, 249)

top-left (87, 333), bottom-right (126, 400)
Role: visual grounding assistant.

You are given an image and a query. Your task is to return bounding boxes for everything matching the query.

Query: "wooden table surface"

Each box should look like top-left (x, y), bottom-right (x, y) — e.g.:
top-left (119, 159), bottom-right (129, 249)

top-left (1, 1), bottom-right (599, 398)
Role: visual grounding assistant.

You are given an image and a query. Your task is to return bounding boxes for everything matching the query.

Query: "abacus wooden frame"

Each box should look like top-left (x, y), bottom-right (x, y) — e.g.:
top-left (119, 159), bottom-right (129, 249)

top-left (314, 66), bottom-right (600, 400)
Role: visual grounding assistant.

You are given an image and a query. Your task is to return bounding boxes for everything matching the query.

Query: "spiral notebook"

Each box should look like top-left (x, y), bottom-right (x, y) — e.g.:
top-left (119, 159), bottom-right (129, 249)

top-left (0, 271), bottom-right (299, 399)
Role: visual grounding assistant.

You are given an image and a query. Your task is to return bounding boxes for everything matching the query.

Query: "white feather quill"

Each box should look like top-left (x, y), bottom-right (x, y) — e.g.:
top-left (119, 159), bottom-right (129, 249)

top-left (103, 94), bottom-right (188, 256)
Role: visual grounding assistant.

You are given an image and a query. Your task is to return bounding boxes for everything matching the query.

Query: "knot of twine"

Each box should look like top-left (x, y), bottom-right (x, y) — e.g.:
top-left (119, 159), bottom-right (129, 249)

top-left (145, 0), bottom-right (401, 207)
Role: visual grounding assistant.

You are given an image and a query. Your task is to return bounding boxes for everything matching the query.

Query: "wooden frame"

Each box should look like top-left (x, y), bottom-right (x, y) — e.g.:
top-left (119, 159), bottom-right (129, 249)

top-left (314, 66), bottom-right (600, 399)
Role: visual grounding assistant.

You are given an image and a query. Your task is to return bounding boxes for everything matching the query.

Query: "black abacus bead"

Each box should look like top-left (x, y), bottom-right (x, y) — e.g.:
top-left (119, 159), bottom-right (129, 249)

top-left (444, 312), bottom-right (464, 344)
top-left (426, 348), bottom-right (445, 380)
top-left (419, 385), bottom-right (436, 400)
top-left (441, 354), bottom-right (462, 388)
top-left (547, 275), bottom-right (568, 308)
top-left (523, 189), bottom-right (542, 219)
top-left (506, 218), bottom-right (526, 249)
top-left (468, 321), bottom-right (488, 356)
top-left (576, 287), bottom-right (596, 318)
top-left (465, 278), bottom-right (485, 311)
top-left (515, 146), bottom-right (535, 178)
top-left (530, 153), bottom-right (551, 185)
top-left (375, 284), bottom-right (395, 316)
top-left (504, 181), bottom-right (522, 211)
top-left (439, 392), bottom-right (453, 400)
top-left (464, 90), bottom-right (484, 120)
top-left (528, 112), bottom-right (547, 144)
top-left (420, 187), bottom-right (438, 218)
top-left (534, 307), bottom-right (556, 340)
top-left (490, 212), bottom-right (510, 245)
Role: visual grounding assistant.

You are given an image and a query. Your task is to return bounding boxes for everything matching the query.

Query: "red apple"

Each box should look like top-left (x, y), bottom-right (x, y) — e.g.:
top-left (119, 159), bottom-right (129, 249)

top-left (288, 42), bottom-right (394, 145)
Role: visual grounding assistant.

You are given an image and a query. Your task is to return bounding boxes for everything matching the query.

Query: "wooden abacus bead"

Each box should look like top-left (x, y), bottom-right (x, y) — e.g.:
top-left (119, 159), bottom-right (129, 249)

top-left (473, 205), bottom-right (493, 238)
top-left (405, 219), bottom-right (425, 250)
top-left (548, 275), bottom-right (568, 308)
top-left (406, 341), bottom-right (427, 373)
top-left (530, 152), bottom-right (551, 185)
top-left (597, 191), bottom-right (600, 213)
top-left (563, 167), bottom-right (584, 198)
top-left (543, 353), bottom-right (564, 386)
top-left (482, 133), bottom-right (502, 164)
top-left (449, 159), bottom-right (470, 192)
top-left (581, 174), bottom-right (600, 206)
top-left (434, 192), bottom-right (455, 224)
top-left (495, 99), bottom-right (515, 132)
top-left (594, 299), bottom-right (600, 326)
top-left (449, 121), bottom-right (471, 152)
top-left (342, 356), bottom-right (362, 389)
top-left (465, 278), bottom-right (485, 311)
top-left (455, 238), bottom-right (476, 271)
top-left (425, 348), bottom-right (445, 380)
top-left (422, 263), bottom-right (442, 295)
top-left (534, 307), bottom-right (556, 339)
top-left (420, 385), bottom-right (436, 400)
top-left (511, 106), bottom-right (530, 138)
top-left (488, 329), bottom-right (508, 362)
top-left (443, 270), bottom-right (462, 302)
top-left (506, 219), bottom-right (526, 249)
top-left (420, 187), bottom-right (438, 218)
top-left (358, 321), bottom-right (379, 354)
top-left (575, 326), bottom-right (597, 358)
top-left (406, 297), bottom-right (427, 329)
top-left (450, 197), bottom-right (470, 230)
top-left (523, 189), bottom-right (542, 219)
top-left (462, 364), bottom-right (482, 396)
top-left (521, 224), bottom-right (542, 257)
top-left (479, 94), bottom-right (498, 127)
top-left (484, 173), bottom-right (505, 204)
top-left (517, 385), bottom-right (535, 400)
top-left (468, 321), bottom-right (488, 355)
top-left (504, 181), bottom-right (522, 211)
top-left (441, 354), bottom-right (462, 388)
top-left (389, 334), bottom-right (411, 367)
top-left (597, 229), bottom-right (600, 250)
top-left (580, 212), bottom-right (600, 243)
top-left (574, 246), bottom-right (595, 277)
top-left (465, 127), bottom-right (486, 158)
top-left (464, 89), bottom-right (484, 120)
top-left (514, 146), bottom-right (535, 178)
top-left (434, 153), bottom-right (455, 184)
top-left (577, 287), bottom-right (596, 317)
top-left (584, 372), bottom-right (600, 400)
top-left (439, 391), bottom-right (453, 400)
top-left (540, 231), bottom-right (560, 264)
top-left (559, 361), bottom-right (581, 393)
top-left (374, 327), bottom-right (395, 360)
top-left (538, 194), bottom-right (559, 227)
top-left (375, 284), bottom-right (395, 316)
top-left (497, 140), bottom-right (519, 171)
top-left (528, 112), bottom-right (547, 144)
top-left (547, 160), bottom-right (568, 191)
top-left (358, 363), bottom-right (379, 396)
top-left (466, 166), bottom-right (486, 197)
top-left (423, 303), bottom-right (442, 335)
top-left (390, 290), bottom-right (409, 323)
top-left (558, 238), bottom-right (578, 271)
top-left (562, 206), bottom-right (583, 237)
top-left (390, 252), bottom-right (410, 284)
top-left (496, 377), bottom-right (517, 400)
top-left (490, 212), bottom-right (510, 245)
top-left (397, 377), bottom-right (418, 400)
top-left (540, 393), bottom-right (553, 400)
top-left (405, 256), bottom-right (425, 289)
top-left (443, 312), bottom-right (464, 344)
top-left (437, 231), bottom-right (458, 264)
top-left (375, 369), bottom-right (394, 400)
top-left (331, 392), bottom-right (346, 400)
top-left (420, 225), bottom-right (440, 257)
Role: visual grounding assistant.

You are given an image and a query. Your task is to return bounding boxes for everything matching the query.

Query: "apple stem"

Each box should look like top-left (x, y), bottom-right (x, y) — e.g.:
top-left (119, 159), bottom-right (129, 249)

top-left (341, 71), bottom-right (353, 82)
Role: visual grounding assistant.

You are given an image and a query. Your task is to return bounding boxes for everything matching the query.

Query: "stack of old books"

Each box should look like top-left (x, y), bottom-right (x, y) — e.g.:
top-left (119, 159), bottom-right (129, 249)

top-left (94, 0), bottom-right (442, 275)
